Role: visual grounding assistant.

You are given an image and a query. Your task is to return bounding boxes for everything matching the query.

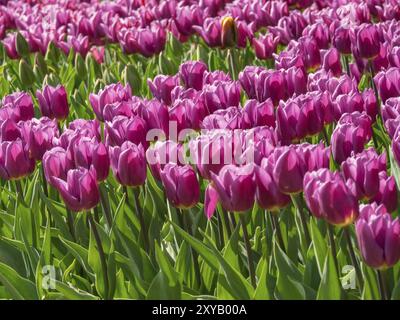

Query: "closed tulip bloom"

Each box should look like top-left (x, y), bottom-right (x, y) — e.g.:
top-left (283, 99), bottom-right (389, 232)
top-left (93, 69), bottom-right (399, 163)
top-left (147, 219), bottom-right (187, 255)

top-left (205, 164), bottom-right (255, 218)
top-left (273, 148), bottom-right (305, 194)
top-left (220, 16), bottom-right (236, 48)
top-left (105, 115), bottom-right (148, 149)
top-left (203, 70), bottom-right (232, 85)
top-left (242, 99), bottom-right (275, 128)
top-left (170, 98), bottom-right (209, 132)
top-left (52, 167), bottom-right (100, 212)
top-left (68, 119), bottom-right (101, 141)
top-left (239, 66), bottom-right (265, 100)
top-left (355, 24), bottom-right (381, 59)
top-left (109, 141), bottom-right (146, 187)
top-left (72, 138), bottom-right (110, 182)
top-left (381, 97), bottom-right (400, 123)
top-left (179, 61), bottom-right (208, 90)
top-left (304, 169), bottom-right (359, 226)
top-left (36, 85), bottom-right (69, 121)
top-left (89, 83), bottom-right (132, 121)
top-left (356, 203), bottom-right (400, 269)
top-left (333, 25), bottom-right (352, 54)
top-left (334, 91), bottom-right (364, 120)
top-left (362, 88), bottom-right (378, 120)
top-left (322, 48), bottom-right (342, 77)
top-left (0, 139), bottom-right (35, 180)
top-left (0, 92), bottom-right (34, 122)
top-left (285, 66), bottom-right (307, 97)
top-left (43, 147), bottom-right (74, 185)
top-left (20, 117), bottom-right (59, 161)
top-left (160, 164), bottom-right (200, 209)
top-left (134, 99), bottom-right (169, 136)
top-left (374, 67), bottom-right (400, 103)
top-left (256, 69), bottom-right (287, 105)
top-left (341, 148), bottom-right (386, 200)
top-left (252, 33), bottom-right (279, 60)
top-left (390, 129), bottom-right (400, 167)
top-left (146, 140), bottom-right (184, 181)
top-left (371, 172), bottom-right (398, 213)
top-left (201, 107), bottom-right (242, 130)
top-left (148, 74), bottom-right (179, 105)
top-left (255, 160), bottom-right (290, 211)
top-left (193, 17), bottom-right (221, 48)
top-left (331, 112), bottom-right (372, 164)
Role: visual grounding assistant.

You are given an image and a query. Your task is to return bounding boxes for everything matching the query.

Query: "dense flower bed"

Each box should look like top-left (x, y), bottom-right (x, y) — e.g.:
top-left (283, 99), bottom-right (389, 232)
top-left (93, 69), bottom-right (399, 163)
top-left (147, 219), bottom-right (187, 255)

top-left (0, 0), bottom-right (400, 300)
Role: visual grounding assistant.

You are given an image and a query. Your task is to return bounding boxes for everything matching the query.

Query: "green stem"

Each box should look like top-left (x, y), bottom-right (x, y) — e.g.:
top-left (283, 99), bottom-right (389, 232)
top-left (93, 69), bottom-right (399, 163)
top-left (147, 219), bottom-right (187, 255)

top-left (129, 187), bottom-right (149, 251)
top-left (181, 210), bottom-right (202, 288)
top-left (239, 214), bottom-right (256, 288)
top-left (344, 227), bottom-right (363, 291)
top-left (216, 210), bottom-right (225, 249)
top-left (327, 223), bottom-right (339, 275)
top-left (291, 194), bottom-right (311, 247)
top-left (377, 269), bottom-right (388, 300)
top-left (66, 208), bottom-right (75, 241)
top-left (270, 211), bottom-right (285, 253)
top-left (88, 212), bottom-right (109, 300)
top-left (221, 208), bottom-right (232, 239)
top-left (99, 183), bottom-right (112, 228)
top-left (228, 48), bottom-right (238, 80)
top-left (41, 165), bottom-right (48, 197)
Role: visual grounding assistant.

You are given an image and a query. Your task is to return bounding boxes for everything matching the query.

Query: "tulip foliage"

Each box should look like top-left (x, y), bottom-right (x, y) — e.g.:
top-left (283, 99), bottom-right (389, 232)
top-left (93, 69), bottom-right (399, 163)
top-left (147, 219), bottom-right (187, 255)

top-left (1, 0), bottom-right (400, 301)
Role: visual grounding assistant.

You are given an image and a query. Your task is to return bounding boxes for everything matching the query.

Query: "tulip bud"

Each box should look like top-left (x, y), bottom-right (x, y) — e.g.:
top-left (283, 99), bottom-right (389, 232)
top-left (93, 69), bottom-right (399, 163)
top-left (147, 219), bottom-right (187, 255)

top-left (19, 60), bottom-right (35, 88)
top-left (43, 147), bottom-right (74, 185)
top-left (221, 16), bottom-right (237, 48)
top-left (124, 64), bottom-right (141, 93)
top-left (356, 203), bottom-right (400, 269)
top-left (179, 61), bottom-right (208, 91)
top-left (160, 164), bottom-right (200, 209)
top-left (52, 167), bottom-right (100, 212)
top-left (36, 85), bottom-right (69, 121)
top-left (15, 32), bottom-right (29, 57)
top-left (0, 139), bottom-right (35, 180)
top-left (355, 24), bottom-right (381, 60)
top-left (371, 172), bottom-right (398, 213)
top-left (109, 141), bottom-right (146, 187)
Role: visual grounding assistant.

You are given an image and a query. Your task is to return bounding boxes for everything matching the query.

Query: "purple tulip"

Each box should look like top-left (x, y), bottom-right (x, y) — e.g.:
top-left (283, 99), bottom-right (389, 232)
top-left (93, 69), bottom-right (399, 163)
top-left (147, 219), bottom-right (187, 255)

top-left (334, 91), bottom-right (365, 120)
top-left (0, 92), bottom-right (34, 122)
top-left (255, 69), bottom-right (287, 105)
top-left (374, 67), bottom-right (400, 103)
top-left (36, 85), bottom-right (69, 121)
top-left (371, 172), bottom-right (398, 213)
top-left (0, 139), bottom-right (35, 180)
top-left (201, 107), bottom-right (242, 130)
top-left (148, 74), bottom-right (179, 106)
top-left (252, 33), bottom-right (279, 60)
top-left (354, 24), bottom-right (381, 59)
top-left (341, 148), bottom-right (386, 201)
top-left (160, 163), bottom-right (200, 209)
top-left (105, 115), bottom-right (148, 149)
top-left (146, 140), bottom-right (184, 181)
top-left (202, 80), bottom-right (241, 113)
top-left (285, 66), bottom-right (307, 97)
top-left (89, 83), bottom-right (132, 121)
top-left (242, 99), bottom-right (275, 128)
top-left (331, 112), bottom-right (372, 164)
top-left (304, 169), bottom-right (359, 226)
top-left (43, 147), bottom-right (74, 185)
top-left (356, 203), bottom-right (400, 269)
top-left (0, 119), bottom-right (21, 142)
top-left (362, 88), bottom-right (378, 121)
top-left (205, 164), bottom-right (255, 218)
top-left (52, 167), bottom-right (100, 212)
top-left (109, 141), bottom-right (146, 187)
top-left (170, 98), bottom-right (209, 132)
top-left (20, 117), bottom-right (59, 161)
top-left (133, 99), bottom-right (169, 135)
top-left (193, 17), bottom-right (222, 48)
top-left (239, 66), bottom-right (265, 100)
top-left (322, 48), bottom-right (342, 77)
top-left (203, 70), bottom-right (232, 85)
top-left (255, 159), bottom-right (290, 211)
top-left (333, 25), bottom-right (353, 55)
top-left (68, 119), bottom-right (101, 141)
top-left (72, 137), bottom-right (110, 182)
top-left (179, 61), bottom-right (208, 91)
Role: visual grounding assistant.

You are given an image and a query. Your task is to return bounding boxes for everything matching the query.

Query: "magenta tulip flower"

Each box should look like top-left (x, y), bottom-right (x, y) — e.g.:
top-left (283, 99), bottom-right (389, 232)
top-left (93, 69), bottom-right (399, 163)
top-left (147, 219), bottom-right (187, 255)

top-left (160, 163), bottom-right (200, 209)
top-left (109, 141), bottom-right (146, 187)
top-left (36, 85), bottom-right (69, 121)
top-left (89, 83), bottom-right (132, 121)
top-left (43, 147), bottom-right (74, 185)
top-left (105, 115), bottom-right (148, 149)
top-left (20, 117), bottom-right (59, 161)
top-left (252, 33), bottom-right (279, 60)
top-left (354, 24), bottom-right (381, 59)
top-left (148, 74), bottom-right (179, 106)
top-left (52, 167), bottom-right (100, 212)
top-left (179, 61), bottom-right (208, 91)
top-left (205, 164), bottom-right (255, 218)
top-left (371, 172), bottom-right (398, 213)
top-left (0, 119), bottom-right (21, 142)
top-left (0, 92), bottom-right (34, 122)
top-left (0, 139), bottom-right (35, 180)
top-left (242, 99), bottom-right (275, 128)
top-left (356, 203), bottom-right (400, 269)
top-left (303, 169), bottom-right (359, 226)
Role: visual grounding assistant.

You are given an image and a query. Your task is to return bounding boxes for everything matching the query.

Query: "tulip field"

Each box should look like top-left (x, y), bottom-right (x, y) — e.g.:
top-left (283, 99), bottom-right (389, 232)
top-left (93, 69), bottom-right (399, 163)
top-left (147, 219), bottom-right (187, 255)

top-left (1, 0), bottom-right (400, 302)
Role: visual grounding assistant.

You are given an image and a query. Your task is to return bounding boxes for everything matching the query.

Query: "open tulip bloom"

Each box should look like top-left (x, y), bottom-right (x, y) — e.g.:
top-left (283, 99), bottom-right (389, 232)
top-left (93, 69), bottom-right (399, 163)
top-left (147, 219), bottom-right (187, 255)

top-left (1, 0), bottom-right (400, 302)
